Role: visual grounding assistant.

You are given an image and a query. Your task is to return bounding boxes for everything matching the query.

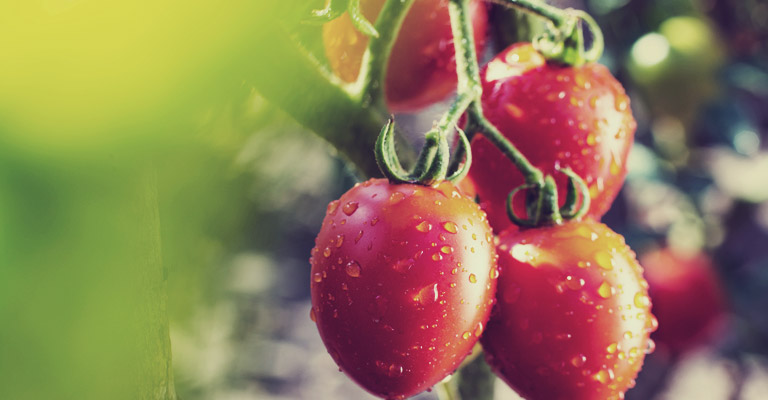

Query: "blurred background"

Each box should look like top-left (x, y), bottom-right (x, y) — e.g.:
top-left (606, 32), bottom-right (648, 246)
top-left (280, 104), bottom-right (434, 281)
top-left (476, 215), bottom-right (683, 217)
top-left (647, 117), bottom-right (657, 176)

top-left (1, 0), bottom-right (767, 399)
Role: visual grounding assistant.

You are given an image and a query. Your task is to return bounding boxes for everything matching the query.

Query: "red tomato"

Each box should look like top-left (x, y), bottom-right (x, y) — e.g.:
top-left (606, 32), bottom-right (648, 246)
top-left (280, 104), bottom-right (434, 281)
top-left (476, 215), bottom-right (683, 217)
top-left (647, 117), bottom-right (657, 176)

top-left (640, 247), bottom-right (726, 355)
top-left (481, 220), bottom-right (656, 400)
top-left (322, 0), bottom-right (488, 112)
top-left (310, 178), bottom-right (498, 399)
top-left (468, 43), bottom-right (636, 231)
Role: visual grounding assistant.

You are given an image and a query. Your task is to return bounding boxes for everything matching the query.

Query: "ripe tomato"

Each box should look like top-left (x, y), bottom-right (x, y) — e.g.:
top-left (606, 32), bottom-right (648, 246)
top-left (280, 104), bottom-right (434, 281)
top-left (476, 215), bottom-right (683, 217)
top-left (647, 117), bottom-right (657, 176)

top-left (468, 43), bottom-right (636, 231)
top-left (640, 247), bottom-right (726, 355)
top-left (481, 220), bottom-right (656, 400)
top-left (322, 0), bottom-right (488, 112)
top-left (310, 178), bottom-right (498, 399)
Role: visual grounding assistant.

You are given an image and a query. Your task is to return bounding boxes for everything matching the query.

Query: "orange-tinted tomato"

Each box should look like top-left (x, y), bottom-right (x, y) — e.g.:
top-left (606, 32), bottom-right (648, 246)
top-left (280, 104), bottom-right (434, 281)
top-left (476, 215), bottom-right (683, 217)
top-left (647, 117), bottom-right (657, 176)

top-left (323, 0), bottom-right (488, 112)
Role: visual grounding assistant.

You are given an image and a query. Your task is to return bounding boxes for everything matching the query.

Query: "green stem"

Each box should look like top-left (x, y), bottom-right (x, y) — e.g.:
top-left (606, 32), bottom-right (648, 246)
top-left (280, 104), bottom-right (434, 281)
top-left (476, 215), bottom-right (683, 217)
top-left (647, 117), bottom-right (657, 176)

top-left (354, 0), bottom-right (415, 108)
top-left (448, 0), bottom-right (544, 188)
top-left (246, 21), bottom-right (386, 178)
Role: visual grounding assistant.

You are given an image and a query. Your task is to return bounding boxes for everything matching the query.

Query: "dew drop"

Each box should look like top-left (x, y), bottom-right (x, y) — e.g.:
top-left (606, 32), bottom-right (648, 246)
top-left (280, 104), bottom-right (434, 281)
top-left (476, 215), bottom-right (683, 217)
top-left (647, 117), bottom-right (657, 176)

top-left (606, 343), bottom-right (618, 354)
top-left (595, 251), bottom-right (614, 270)
top-left (313, 272), bottom-right (323, 283)
top-left (370, 217), bottom-right (379, 226)
top-left (597, 281), bottom-right (613, 298)
top-left (355, 230), bottom-right (364, 243)
top-left (388, 364), bottom-right (403, 377)
top-left (615, 95), bottom-right (628, 112)
top-left (490, 268), bottom-right (499, 280)
top-left (593, 369), bottom-right (614, 384)
top-left (432, 253), bottom-right (443, 261)
top-left (475, 322), bottom-right (484, 337)
top-left (645, 338), bottom-right (656, 354)
top-left (310, 307), bottom-right (317, 322)
top-left (323, 247), bottom-right (332, 258)
top-left (345, 261), bottom-right (361, 277)
top-left (327, 200), bottom-right (340, 215)
top-left (389, 191), bottom-right (405, 204)
top-left (416, 221), bottom-right (433, 233)
top-left (342, 201), bottom-right (359, 216)
top-left (462, 331), bottom-right (472, 340)
top-left (413, 283), bottom-right (439, 306)
top-left (443, 221), bottom-right (458, 234)
top-left (469, 274), bottom-right (477, 284)
top-left (565, 275), bottom-right (586, 290)
top-left (441, 246), bottom-right (453, 254)
top-left (335, 234), bottom-right (344, 248)
top-left (634, 292), bottom-right (650, 309)
top-left (571, 354), bottom-right (586, 367)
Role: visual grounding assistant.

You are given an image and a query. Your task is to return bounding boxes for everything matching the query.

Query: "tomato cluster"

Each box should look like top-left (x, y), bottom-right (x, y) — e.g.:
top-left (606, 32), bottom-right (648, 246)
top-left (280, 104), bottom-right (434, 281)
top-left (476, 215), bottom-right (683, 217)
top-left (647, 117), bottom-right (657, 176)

top-left (313, 3), bottom-right (656, 400)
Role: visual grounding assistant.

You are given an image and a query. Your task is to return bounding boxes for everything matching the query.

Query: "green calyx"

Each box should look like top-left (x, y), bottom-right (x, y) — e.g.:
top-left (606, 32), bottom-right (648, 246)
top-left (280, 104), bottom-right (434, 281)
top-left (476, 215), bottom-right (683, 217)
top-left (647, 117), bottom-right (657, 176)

top-left (375, 119), bottom-right (472, 186)
top-left (507, 167), bottom-right (591, 227)
top-left (497, 1), bottom-right (604, 66)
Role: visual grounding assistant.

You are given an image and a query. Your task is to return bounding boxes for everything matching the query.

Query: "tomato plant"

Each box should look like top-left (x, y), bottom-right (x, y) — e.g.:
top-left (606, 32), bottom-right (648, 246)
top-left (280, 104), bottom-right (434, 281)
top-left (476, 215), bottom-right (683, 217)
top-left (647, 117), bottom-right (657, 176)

top-left (481, 220), bottom-right (657, 400)
top-left (322, 0), bottom-right (488, 112)
top-left (640, 247), bottom-right (726, 355)
top-left (467, 43), bottom-right (636, 232)
top-left (310, 178), bottom-right (498, 399)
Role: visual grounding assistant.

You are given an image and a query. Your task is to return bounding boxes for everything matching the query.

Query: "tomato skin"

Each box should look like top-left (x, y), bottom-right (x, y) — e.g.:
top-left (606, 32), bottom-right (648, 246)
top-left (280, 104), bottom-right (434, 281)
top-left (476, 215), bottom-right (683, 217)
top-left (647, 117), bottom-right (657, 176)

top-left (481, 220), bottom-right (656, 400)
top-left (310, 178), bottom-right (498, 399)
top-left (468, 43), bottom-right (636, 232)
top-left (640, 248), bottom-right (726, 355)
top-left (322, 0), bottom-right (488, 112)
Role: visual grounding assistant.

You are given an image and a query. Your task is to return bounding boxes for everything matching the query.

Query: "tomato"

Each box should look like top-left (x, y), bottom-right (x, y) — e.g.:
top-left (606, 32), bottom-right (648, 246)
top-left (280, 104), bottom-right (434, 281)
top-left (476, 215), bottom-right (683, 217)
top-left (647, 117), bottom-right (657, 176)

top-left (468, 43), bottom-right (636, 231)
top-left (481, 220), bottom-right (656, 400)
top-left (310, 178), bottom-right (498, 399)
top-left (322, 0), bottom-right (488, 112)
top-left (639, 247), bottom-right (726, 355)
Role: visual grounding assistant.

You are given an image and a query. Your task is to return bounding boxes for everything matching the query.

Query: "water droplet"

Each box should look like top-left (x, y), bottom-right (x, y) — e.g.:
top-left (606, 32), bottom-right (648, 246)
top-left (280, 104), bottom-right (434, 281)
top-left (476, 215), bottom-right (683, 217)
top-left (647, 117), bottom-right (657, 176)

top-left (647, 315), bottom-right (659, 332)
top-left (462, 331), bottom-right (472, 340)
top-left (589, 95), bottom-right (598, 109)
top-left (313, 272), bottom-right (323, 283)
top-left (323, 247), bottom-right (331, 258)
top-left (413, 283), bottom-right (439, 306)
top-left (645, 338), bottom-right (656, 354)
top-left (443, 221), bottom-right (458, 234)
top-left (342, 201), bottom-right (359, 216)
top-left (393, 258), bottom-right (414, 273)
top-left (327, 200), bottom-right (340, 215)
top-left (389, 192), bottom-right (405, 204)
top-left (441, 246), bottom-right (453, 254)
top-left (310, 307), bottom-right (317, 322)
top-left (565, 276), bottom-right (586, 290)
top-left (634, 292), bottom-right (650, 309)
top-left (388, 364), bottom-right (403, 377)
top-left (593, 369), bottom-right (614, 384)
top-left (490, 268), bottom-right (499, 280)
top-left (597, 281), bottom-right (613, 298)
top-left (370, 217), bottom-right (379, 226)
top-left (341, 283), bottom-right (348, 291)
top-left (615, 95), bottom-right (628, 111)
top-left (355, 230), bottom-right (364, 243)
top-left (432, 253), bottom-right (443, 261)
top-left (606, 343), bottom-right (618, 353)
top-left (571, 354), bottom-right (586, 367)
top-left (610, 155), bottom-right (622, 176)
top-left (335, 234), bottom-right (344, 248)
top-left (587, 134), bottom-right (597, 146)
top-left (345, 261), bottom-right (361, 277)
top-left (450, 283), bottom-right (457, 288)
top-left (595, 251), bottom-right (614, 270)
top-left (469, 274), bottom-right (477, 283)
top-left (475, 322), bottom-right (484, 337)
top-left (416, 221), bottom-right (433, 233)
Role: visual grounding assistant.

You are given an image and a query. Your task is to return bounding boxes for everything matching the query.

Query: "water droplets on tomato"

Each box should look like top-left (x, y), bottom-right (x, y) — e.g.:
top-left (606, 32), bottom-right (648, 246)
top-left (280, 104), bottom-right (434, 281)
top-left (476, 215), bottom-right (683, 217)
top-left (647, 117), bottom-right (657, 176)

top-left (413, 283), bottom-right (439, 306)
top-left (469, 274), bottom-right (477, 284)
top-left (597, 281), bottom-right (614, 298)
top-left (342, 201), bottom-right (359, 216)
top-left (313, 272), bottom-right (323, 283)
top-left (633, 292), bottom-right (650, 308)
top-left (389, 191), bottom-right (405, 204)
top-left (327, 200), bottom-right (340, 215)
top-left (571, 354), bottom-right (586, 367)
top-left (345, 260), bottom-right (361, 277)
top-left (443, 221), bottom-right (458, 234)
top-left (416, 221), bottom-right (433, 233)
top-left (595, 251), bottom-right (614, 270)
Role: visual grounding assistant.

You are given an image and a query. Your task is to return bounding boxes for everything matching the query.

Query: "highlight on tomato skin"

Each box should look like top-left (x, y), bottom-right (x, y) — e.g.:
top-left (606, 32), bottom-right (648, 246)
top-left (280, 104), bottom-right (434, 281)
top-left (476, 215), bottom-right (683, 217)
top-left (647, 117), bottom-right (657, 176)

top-left (467, 42), bottom-right (637, 233)
top-left (309, 178), bottom-right (498, 399)
top-left (639, 247), bottom-right (727, 356)
top-left (481, 220), bottom-right (657, 400)
top-left (322, 0), bottom-right (488, 112)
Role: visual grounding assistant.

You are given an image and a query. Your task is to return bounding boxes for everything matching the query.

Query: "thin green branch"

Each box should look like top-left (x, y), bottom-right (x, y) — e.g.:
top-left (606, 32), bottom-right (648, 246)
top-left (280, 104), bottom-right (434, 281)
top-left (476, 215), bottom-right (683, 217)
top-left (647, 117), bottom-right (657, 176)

top-left (488, 0), bottom-right (567, 25)
top-left (354, 0), bottom-right (415, 108)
